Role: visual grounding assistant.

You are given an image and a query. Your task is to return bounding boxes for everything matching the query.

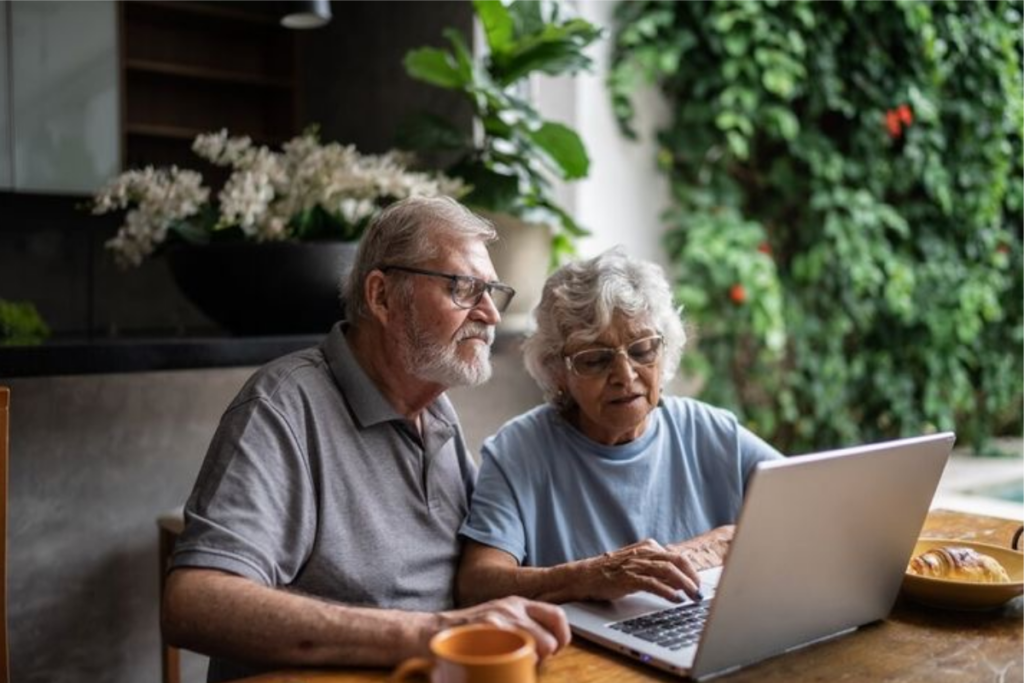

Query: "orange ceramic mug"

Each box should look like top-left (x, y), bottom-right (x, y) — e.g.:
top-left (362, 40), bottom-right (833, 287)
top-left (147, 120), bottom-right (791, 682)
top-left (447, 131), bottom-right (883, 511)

top-left (391, 623), bottom-right (538, 683)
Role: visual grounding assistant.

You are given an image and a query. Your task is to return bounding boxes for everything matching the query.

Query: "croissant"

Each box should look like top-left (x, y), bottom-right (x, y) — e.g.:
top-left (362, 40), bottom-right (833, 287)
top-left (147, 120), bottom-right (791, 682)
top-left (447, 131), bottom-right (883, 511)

top-left (907, 546), bottom-right (1011, 583)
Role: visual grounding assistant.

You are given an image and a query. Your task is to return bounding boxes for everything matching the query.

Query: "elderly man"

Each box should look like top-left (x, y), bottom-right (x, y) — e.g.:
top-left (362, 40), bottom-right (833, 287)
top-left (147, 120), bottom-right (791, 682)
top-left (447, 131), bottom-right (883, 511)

top-left (162, 196), bottom-right (570, 682)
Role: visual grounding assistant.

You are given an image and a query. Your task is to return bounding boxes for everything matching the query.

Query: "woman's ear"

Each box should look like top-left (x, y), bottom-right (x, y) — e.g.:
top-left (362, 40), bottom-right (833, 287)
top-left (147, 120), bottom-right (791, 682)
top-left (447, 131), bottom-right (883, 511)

top-left (553, 360), bottom-right (569, 388)
top-left (552, 363), bottom-right (572, 405)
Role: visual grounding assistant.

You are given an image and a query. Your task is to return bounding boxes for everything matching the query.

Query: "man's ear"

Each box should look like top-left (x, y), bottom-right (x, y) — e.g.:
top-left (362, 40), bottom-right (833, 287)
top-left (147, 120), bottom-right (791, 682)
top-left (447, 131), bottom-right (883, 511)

top-left (363, 269), bottom-right (392, 324)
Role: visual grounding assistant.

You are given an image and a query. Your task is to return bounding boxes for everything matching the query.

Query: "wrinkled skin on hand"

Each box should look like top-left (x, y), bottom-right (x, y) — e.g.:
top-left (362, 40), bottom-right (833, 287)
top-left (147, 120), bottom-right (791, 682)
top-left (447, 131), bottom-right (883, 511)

top-left (669, 525), bottom-right (735, 572)
top-left (434, 596), bottom-right (571, 661)
top-left (579, 538), bottom-right (703, 603)
top-left (575, 526), bottom-right (735, 604)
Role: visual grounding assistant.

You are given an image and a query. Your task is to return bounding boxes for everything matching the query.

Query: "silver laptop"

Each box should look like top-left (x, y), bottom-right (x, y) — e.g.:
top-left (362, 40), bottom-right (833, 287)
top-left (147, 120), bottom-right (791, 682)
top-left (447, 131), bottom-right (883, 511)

top-left (562, 432), bottom-right (955, 679)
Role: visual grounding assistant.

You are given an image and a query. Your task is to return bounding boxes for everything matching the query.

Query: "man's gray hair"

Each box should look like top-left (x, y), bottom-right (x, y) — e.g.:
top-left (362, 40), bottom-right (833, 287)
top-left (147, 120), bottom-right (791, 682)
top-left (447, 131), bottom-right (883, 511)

top-left (522, 247), bottom-right (687, 405)
top-left (343, 196), bottom-right (497, 324)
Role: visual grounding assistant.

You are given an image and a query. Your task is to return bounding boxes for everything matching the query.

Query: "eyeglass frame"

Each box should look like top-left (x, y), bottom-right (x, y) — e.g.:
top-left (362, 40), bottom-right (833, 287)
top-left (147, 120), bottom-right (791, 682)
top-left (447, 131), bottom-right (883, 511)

top-left (563, 334), bottom-right (665, 377)
top-left (377, 265), bottom-right (516, 313)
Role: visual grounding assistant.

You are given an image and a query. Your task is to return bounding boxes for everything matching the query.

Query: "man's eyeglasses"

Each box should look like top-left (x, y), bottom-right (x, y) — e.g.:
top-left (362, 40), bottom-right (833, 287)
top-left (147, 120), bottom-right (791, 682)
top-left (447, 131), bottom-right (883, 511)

top-left (564, 335), bottom-right (665, 377)
top-left (379, 265), bottom-right (516, 313)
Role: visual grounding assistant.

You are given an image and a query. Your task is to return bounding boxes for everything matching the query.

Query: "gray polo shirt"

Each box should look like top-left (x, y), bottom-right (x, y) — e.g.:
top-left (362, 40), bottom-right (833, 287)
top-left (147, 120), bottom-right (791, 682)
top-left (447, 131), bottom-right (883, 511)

top-left (171, 323), bottom-right (476, 679)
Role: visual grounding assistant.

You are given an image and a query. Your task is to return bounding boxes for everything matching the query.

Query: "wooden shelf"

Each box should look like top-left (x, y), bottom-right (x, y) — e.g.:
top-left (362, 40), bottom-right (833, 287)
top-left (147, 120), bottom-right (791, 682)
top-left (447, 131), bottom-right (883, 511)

top-left (119, 0), bottom-right (297, 171)
top-left (125, 59), bottom-right (293, 89)
top-left (125, 123), bottom-right (205, 141)
top-left (126, 123), bottom-right (281, 147)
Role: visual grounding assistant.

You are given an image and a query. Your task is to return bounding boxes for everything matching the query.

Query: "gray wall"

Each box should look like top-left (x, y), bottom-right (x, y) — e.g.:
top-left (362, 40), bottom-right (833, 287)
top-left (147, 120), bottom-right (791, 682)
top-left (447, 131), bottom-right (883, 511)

top-left (6, 346), bottom-right (542, 683)
top-left (7, 369), bottom-right (249, 683)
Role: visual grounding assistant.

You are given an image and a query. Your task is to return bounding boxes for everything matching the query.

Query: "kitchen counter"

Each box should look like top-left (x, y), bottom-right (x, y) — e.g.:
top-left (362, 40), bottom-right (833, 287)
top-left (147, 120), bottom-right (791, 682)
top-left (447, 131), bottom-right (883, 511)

top-left (0, 335), bottom-right (324, 377)
top-left (0, 328), bottom-right (527, 378)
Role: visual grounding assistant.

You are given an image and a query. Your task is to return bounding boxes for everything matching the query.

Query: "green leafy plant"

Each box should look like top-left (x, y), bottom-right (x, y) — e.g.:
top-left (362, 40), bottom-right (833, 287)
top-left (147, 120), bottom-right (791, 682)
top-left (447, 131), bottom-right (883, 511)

top-left (401, 0), bottom-right (603, 263)
top-left (610, 1), bottom-right (1023, 453)
top-left (0, 299), bottom-right (50, 346)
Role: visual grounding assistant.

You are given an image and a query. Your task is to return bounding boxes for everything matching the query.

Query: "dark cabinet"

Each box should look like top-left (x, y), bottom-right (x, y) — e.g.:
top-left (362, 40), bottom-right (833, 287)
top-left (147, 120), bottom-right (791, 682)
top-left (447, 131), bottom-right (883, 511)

top-left (120, 0), bottom-right (298, 170)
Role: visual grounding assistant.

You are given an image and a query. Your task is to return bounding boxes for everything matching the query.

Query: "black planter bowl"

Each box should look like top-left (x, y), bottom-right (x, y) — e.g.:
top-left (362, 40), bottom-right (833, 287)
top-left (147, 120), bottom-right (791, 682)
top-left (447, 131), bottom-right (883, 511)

top-left (167, 241), bottom-right (359, 336)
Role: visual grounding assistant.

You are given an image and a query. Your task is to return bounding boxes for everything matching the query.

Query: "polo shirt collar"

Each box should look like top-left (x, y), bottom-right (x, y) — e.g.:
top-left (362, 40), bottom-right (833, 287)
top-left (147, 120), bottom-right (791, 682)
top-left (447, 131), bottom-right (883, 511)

top-left (322, 322), bottom-right (404, 428)
top-left (321, 323), bottom-right (458, 442)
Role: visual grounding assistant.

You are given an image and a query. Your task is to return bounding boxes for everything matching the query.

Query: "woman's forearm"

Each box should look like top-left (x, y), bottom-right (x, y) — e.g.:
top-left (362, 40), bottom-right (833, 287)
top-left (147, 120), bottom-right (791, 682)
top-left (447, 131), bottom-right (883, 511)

top-left (458, 538), bottom-right (704, 607)
top-left (458, 559), bottom-right (594, 606)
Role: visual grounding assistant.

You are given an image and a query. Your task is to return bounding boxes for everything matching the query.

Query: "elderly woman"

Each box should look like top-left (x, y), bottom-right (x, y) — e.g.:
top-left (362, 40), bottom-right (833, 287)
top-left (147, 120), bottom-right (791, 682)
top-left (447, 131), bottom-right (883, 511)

top-left (457, 248), bottom-right (783, 606)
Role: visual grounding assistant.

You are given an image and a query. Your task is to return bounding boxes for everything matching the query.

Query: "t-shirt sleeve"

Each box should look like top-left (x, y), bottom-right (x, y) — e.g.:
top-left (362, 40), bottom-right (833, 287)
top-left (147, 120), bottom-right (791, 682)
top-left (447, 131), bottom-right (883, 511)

top-left (737, 423), bottom-right (785, 483)
top-left (171, 396), bottom-right (317, 586)
top-left (459, 437), bottom-right (528, 564)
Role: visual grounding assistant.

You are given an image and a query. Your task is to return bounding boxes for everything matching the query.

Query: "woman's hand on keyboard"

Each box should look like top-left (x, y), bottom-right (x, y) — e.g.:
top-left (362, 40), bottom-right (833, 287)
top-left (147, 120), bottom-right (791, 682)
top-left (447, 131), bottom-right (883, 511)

top-left (669, 525), bottom-right (735, 571)
top-left (577, 538), bottom-right (702, 603)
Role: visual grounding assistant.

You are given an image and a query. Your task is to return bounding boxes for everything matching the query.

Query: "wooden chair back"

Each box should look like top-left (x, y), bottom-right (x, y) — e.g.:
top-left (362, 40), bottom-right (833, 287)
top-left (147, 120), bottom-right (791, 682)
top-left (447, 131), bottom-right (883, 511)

top-left (159, 509), bottom-right (185, 683)
top-left (0, 387), bottom-right (10, 683)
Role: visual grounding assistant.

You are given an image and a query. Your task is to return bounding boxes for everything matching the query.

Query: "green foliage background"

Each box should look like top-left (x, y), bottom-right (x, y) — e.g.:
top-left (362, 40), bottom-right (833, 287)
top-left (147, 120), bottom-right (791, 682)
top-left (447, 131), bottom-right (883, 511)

top-left (402, 0), bottom-right (602, 264)
top-left (609, 0), bottom-right (1023, 453)
top-left (0, 299), bottom-right (49, 346)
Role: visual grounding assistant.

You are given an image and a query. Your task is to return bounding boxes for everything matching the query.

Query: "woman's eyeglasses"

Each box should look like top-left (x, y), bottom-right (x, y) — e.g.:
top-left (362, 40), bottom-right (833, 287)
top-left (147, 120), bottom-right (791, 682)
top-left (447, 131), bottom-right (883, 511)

top-left (564, 335), bottom-right (664, 377)
top-left (379, 265), bottom-right (516, 313)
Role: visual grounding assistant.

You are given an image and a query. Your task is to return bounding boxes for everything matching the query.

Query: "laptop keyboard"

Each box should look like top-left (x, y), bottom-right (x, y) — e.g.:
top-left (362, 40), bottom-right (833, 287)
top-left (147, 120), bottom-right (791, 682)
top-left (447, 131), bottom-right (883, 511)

top-left (608, 600), bottom-right (712, 651)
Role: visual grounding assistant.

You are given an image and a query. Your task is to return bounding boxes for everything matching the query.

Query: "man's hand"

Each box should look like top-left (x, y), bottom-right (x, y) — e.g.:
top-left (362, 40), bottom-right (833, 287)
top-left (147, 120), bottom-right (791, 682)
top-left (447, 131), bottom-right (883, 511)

top-left (578, 538), bottom-right (702, 603)
top-left (669, 525), bottom-right (735, 571)
top-left (433, 596), bottom-right (571, 660)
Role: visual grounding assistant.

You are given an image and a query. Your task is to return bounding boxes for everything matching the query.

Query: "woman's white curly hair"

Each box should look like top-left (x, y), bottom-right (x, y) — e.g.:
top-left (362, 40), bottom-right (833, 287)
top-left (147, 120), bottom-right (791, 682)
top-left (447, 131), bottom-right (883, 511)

top-left (522, 247), bottom-right (687, 406)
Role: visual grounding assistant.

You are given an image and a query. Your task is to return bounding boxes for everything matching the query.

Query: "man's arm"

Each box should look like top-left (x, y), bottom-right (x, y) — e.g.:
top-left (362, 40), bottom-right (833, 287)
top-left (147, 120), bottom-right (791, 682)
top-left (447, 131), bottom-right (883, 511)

top-left (163, 567), bottom-right (570, 666)
top-left (456, 540), bottom-right (701, 607)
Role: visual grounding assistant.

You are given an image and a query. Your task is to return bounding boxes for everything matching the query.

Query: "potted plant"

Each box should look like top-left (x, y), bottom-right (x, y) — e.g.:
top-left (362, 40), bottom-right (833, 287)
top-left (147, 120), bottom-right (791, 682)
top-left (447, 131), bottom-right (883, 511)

top-left (401, 0), bottom-right (603, 326)
top-left (0, 299), bottom-right (49, 346)
top-left (91, 128), bottom-right (463, 334)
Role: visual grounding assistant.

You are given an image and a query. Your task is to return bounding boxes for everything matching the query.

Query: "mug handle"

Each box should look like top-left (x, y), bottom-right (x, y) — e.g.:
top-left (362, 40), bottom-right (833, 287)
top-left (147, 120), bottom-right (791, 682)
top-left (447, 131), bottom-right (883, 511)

top-left (1012, 525), bottom-right (1022, 552)
top-left (391, 657), bottom-right (433, 681)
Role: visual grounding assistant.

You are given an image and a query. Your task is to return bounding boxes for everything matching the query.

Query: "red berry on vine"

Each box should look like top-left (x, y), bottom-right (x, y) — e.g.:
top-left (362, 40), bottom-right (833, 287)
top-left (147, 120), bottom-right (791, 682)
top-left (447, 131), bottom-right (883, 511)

top-left (885, 110), bottom-right (902, 138)
top-left (729, 284), bottom-right (747, 304)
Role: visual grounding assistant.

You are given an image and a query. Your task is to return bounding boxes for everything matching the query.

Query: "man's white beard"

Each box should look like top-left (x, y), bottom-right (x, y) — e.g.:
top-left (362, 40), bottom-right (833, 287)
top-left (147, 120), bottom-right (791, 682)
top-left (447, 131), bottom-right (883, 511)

top-left (401, 312), bottom-right (495, 387)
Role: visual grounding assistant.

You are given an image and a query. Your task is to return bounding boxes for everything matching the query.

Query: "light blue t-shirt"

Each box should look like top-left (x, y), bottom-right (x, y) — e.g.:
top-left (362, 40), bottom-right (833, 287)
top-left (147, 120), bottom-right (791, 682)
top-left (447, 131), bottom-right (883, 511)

top-left (460, 396), bottom-right (784, 567)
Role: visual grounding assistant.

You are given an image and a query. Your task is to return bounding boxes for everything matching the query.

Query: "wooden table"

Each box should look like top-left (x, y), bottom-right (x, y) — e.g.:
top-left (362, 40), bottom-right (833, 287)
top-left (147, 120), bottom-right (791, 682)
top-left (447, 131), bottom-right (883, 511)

top-left (236, 510), bottom-right (1023, 683)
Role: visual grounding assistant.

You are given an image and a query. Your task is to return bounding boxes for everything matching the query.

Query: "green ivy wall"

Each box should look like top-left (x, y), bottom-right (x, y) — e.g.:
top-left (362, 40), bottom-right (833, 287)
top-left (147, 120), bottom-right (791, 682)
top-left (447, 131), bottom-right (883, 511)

top-left (609, 0), bottom-right (1023, 453)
